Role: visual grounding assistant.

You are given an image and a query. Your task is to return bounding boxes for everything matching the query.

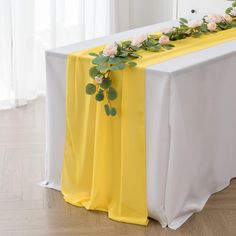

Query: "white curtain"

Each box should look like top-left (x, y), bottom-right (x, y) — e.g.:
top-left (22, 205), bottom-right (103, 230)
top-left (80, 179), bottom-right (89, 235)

top-left (0, 0), bottom-right (112, 109)
top-left (0, 0), bottom-right (173, 110)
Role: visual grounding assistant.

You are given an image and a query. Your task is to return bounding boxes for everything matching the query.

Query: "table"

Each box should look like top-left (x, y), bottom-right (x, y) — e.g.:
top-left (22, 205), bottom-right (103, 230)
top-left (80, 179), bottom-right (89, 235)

top-left (45, 20), bottom-right (236, 229)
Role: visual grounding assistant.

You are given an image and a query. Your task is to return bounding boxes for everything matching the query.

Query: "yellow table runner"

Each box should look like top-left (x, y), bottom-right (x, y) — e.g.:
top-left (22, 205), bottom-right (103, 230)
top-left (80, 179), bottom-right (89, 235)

top-left (61, 28), bottom-right (236, 225)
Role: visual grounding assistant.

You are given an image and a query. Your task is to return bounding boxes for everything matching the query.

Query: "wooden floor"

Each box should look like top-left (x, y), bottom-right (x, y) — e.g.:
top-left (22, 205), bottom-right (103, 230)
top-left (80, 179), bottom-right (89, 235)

top-left (0, 98), bottom-right (236, 236)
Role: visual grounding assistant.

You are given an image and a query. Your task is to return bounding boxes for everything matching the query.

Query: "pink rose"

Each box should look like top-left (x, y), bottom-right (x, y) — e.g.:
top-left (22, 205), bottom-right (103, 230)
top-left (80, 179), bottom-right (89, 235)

top-left (188, 19), bottom-right (203, 28)
top-left (131, 34), bottom-right (147, 47)
top-left (224, 14), bottom-right (233, 23)
top-left (207, 22), bottom-right (217, 32)
top-left (95, 76), bottom-right (103, 84)
top-left (206, 14), bottom-right (223, 23)
top-left (103, 43), bottom-right (118, 57)
top-left (230, 8), bottom-right (236, 17)
top-left (159, 35), bottom-right (170, 45)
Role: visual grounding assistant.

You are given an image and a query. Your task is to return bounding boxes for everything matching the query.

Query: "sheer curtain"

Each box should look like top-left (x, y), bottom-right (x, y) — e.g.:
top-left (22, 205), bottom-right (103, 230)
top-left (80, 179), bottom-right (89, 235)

top-left (0, 0), bottom-right (111, 109)
top-left (0, 0), bottom-right (173, 110)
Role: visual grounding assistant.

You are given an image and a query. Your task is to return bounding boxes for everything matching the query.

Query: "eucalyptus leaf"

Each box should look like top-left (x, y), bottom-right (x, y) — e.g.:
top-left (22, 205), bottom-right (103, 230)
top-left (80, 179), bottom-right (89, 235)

top-left (110, 107), bottom-right (117, 116)
top-left (110, 63), bottom-right (127, 71)
top-left (89, 66), bottom-right (100, 79)
top-left (148, 45), bottom-right (161, 52)
top-left (89, 52), bottom-right (99, 57)
top-left (119, 51), bottom-right (129, 57)
top-left (97, 64), bottom-right (109, 71)
top-left (95, 91), bottom-right (104, 101)
top-left (107, 87), bottom-right (117, 100)
top-left (130, 53), bottom-right (141, 58)
top-left (121, 40), bottom-right (131, 48)
top-left (130, 45), bottom-right (140, 51)
top-left (108, 57), bottom-right (121, 64)
top-left (92, 56), bottom-right (108, 65)
top-left (179, 18), bottom-right (188, 24)
top-left (128, 61), bottom-right (137, 67)
top-left (104, 104), bottom-right (110, 116)
top-left (100, 79), bottom-right (112, 89)
top-left (162, 45), bottom-right (174, 50)
top-left (225, 7), bottom-right (233, 14)
top-left (85, 83), bottom-right (96, 95)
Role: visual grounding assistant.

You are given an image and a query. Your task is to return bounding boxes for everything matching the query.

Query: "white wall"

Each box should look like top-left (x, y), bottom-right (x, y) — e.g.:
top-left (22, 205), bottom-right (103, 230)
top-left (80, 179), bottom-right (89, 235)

top-left (177, 0), bottom-right (232, 18)
top-left (111, 0), bottom-right (233, 33)
top-left (129, 0), bottom-right (173, 28)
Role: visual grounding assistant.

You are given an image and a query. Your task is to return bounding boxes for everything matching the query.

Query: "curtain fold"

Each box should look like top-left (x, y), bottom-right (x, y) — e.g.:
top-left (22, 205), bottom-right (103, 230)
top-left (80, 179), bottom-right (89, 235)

top-left (0, 0), bottom-right (173, 110)
top-left (0, 0), bottom-right (111, 109)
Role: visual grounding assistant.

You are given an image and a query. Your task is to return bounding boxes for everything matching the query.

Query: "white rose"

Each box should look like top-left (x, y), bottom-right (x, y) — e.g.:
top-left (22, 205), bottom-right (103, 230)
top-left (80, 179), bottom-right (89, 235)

top-left (103, 43), bottom-right (118, 57)
top-left (159, 35), bottom-right (170, 45)
top-left (224, 14), bottom-right (233, 23)
top-left (230, 8), bottom-right (236, 17)
top-left (161, 27), bottom-right (175, 34)
top-left (188, 19), bottom-right (203, 28)
top-left (207, 22), bottom-right (217, 32)
top-left (131, 34), bottom-right (147, 47)
top-left (95, 76), bottom-right (103, 84)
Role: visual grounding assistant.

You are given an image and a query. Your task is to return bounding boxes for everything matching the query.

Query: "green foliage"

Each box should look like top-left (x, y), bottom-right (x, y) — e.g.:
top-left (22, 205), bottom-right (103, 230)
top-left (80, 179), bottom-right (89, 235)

top-left (110, 107), bottom-right (117, 116)
top-left (92, 55), bottom-right (108, 65)
top-left (104, 104), bottom-right (110, 116)
top-left (86, 83), bottom-right (96, 95)
top-left (107, 87), bottom-right (117, 100)
top-left (89, 52), bottom-right (99, 57)
top-left (128, 61), bottom-right (137, 67)
top-left (86, 2), bottom-right (236, 116)
top-left (95, 90), bottom-right (104, 101)
top-left (226, 7), bottom-right (233, 15)
top-left (89, 66), bottom-right (100, 79)
top-left (100, 79), bottom-right (112, 89)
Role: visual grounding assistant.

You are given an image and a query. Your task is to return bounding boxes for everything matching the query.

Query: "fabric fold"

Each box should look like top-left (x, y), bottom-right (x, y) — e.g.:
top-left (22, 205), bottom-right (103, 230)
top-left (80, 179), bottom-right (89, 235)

top-left (61, 28), bottom-right (236, 225)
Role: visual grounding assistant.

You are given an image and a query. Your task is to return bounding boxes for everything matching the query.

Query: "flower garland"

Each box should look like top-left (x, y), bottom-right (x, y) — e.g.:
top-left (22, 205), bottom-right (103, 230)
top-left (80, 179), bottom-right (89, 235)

top-left (86, 2), bottom-right (236, 116)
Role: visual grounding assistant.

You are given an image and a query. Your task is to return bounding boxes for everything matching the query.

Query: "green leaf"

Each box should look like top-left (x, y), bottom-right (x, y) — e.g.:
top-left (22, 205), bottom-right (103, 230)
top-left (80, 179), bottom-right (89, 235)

top-left (147, 45), bottom-right (161, 52)
top-left (192, 31), bottom-right (202, 38)
top-left (110, 107), bottom-right (117, 116)
top-left (89, 66), bottom-right (100, 79)
top-left (130, 53), bottom-right (141, 58)
top-left (119, 51), bottom-right (129, 57)
top-left (110, 65), bottom-right (120, 71)
top-left (162, 44), bottom-right (174, 50)
top-left (104, 104), bottom-right (110, 116)
top-left (95, 90), bottom-right (104, 101)
top-left (128, 61), bottom-right (137, 67)
top-left (100, 79), bottom-right (112, 89)
top-left (233, 2), bottom-right (236, 7)
top-left (92, 56), bottom-right (108, 65)
top-left (107, 87), bottom-right (117, 100)
top-left (225, 7), bottom-right (233, 14)
top-left (108, 57), bottom-right (122, 64)
top-left (85, 83), bottom-right (96, 95)
top-left (130, 45), bottom-right (140, 51)
top-left (121, 40), bottom-right (131, 48)
top-left (97, 64), bottom-right (109, 71)
top-left (146, 39), bottom-right (158, 47)
top-left (179, 18), bottom-right (188, 24)
top-left (89, 52), bottom-right (99, 57)
top-left (110, 63), bottom-right (127, 71)
top-left (117, 63), bottom-right (127, 70)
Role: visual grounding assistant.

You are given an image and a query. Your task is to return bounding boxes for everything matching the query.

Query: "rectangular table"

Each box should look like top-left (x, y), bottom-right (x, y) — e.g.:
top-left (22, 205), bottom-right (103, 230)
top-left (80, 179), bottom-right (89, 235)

top-left (45, 21), bottom-right (236, 229)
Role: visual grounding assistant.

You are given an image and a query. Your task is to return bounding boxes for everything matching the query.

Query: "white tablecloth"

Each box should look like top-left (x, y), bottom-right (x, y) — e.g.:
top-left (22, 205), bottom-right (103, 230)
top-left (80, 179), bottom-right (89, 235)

top-left (45, 21), bottom-right (236, 229)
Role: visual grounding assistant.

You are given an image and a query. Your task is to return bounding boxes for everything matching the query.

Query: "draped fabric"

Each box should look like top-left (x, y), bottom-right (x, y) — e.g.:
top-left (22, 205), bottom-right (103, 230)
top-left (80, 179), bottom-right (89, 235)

top-left (62, 29), bottom-right (236, 225)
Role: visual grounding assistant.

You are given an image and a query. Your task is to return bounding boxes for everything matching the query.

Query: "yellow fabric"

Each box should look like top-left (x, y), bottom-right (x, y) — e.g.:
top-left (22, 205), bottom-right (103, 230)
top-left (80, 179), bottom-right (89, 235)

top-left (62, 28), bottom-right (236, 225)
